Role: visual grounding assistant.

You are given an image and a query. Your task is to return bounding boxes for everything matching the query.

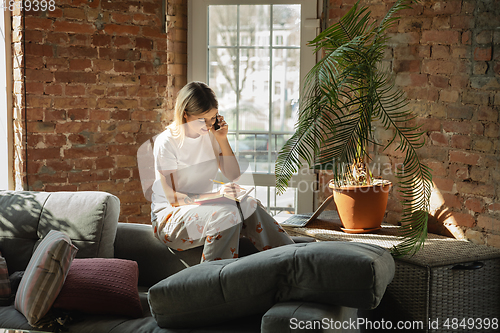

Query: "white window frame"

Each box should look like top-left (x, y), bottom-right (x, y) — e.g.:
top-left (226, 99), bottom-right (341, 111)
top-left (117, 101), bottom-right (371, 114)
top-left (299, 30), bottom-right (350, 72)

top-left (188, 0), bottom-right (319, 213)
top-left (0, 10), bottom-right (13, 190)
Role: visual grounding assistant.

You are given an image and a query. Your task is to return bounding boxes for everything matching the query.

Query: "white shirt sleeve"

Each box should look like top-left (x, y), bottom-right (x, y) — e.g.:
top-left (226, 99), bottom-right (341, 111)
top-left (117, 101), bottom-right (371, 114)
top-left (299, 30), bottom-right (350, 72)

top-left (154, 131), bottom-right (177, 172)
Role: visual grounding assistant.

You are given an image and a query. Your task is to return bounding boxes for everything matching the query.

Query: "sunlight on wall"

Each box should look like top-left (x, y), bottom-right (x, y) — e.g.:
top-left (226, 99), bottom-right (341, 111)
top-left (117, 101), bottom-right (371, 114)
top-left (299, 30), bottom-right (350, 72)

top-left (429, 182), bottom-right (466, 240)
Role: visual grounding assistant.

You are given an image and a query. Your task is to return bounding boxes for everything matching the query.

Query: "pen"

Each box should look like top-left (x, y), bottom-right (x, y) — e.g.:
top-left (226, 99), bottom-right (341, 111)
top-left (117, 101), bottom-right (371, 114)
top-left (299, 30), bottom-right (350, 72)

top-left (210, 179), bottom-right (242, 190)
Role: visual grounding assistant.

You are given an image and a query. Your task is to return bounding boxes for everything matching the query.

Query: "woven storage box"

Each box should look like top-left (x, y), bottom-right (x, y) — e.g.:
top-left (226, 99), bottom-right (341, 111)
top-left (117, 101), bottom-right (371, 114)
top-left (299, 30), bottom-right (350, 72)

top-left (384, 239), bottom-right (500, 333)
top-left (282, 211), bottom-right (500, 333)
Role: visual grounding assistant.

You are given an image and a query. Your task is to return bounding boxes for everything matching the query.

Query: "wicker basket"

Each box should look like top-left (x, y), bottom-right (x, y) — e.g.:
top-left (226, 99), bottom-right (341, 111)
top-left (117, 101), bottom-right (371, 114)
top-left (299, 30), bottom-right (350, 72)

top-left (387, 242), bottom-right (500, 333)
top-left (282, 211), bottom-right (500, 333)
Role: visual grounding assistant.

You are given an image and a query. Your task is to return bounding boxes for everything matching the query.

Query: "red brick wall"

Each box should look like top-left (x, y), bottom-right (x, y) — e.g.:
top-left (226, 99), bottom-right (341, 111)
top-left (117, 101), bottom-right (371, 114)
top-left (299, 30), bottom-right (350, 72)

top-left (321, 0), bottom-right (500, 248)
top-left (13, 0), bottom-right (500, 245)
top-left (14, 0), bottom-right (187, 223)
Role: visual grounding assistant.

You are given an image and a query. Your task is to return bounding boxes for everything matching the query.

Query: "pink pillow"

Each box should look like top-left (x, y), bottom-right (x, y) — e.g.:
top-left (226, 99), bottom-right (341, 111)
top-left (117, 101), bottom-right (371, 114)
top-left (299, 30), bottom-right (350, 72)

top-left (52, 258), bottom-right (143, 318)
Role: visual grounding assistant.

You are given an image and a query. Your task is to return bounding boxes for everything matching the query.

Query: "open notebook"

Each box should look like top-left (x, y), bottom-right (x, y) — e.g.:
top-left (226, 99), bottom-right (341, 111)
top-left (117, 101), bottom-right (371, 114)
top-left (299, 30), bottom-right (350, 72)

top-left (276, 195), bottom-right (334, 227)
top-left (194, 187), bottom-right (255, 204)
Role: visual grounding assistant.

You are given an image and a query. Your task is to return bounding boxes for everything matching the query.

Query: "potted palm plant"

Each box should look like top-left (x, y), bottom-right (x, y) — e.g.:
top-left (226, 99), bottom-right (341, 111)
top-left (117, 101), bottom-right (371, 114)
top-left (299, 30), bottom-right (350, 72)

top-left (275, 0), bottom-right (432, 256)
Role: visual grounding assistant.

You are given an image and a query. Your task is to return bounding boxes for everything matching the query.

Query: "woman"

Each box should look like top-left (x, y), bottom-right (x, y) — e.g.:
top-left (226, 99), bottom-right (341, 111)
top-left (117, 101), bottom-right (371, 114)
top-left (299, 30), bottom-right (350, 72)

top-left (151, 81), bottom-right (293, 262)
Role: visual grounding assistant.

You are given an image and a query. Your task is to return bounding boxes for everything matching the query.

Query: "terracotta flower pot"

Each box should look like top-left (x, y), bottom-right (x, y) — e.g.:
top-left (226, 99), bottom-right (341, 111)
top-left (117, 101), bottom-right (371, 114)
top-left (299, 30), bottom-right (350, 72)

top-left (331, 181), bottom-right (392, 233)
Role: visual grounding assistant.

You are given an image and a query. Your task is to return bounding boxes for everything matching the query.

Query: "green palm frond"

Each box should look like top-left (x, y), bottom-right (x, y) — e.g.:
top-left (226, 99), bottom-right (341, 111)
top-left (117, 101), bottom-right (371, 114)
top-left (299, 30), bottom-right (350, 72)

top-left (275, 0), bottom-right (432, 256)
top-left (373, 72), bottom-right (433, 256)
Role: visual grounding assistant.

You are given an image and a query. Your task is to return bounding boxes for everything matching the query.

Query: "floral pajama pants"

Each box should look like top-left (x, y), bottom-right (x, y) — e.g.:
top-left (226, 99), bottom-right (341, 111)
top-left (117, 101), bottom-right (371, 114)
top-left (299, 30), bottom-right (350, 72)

top-left (151, 197), bottom-right (294, 262)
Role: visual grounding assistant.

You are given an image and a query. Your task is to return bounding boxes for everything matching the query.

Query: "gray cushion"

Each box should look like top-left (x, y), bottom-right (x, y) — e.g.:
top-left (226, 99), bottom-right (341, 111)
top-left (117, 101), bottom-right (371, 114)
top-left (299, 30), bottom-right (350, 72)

top-left (0, 191), bottom-right (120, 273)
top-left (148, 241), bottom-right (395, 328)
top-left (37, 191), bottom-right (119, 258)
top-left (0, 191), bottom-right (50, 273)
top-left (261, 302), bottom-right (359, 333)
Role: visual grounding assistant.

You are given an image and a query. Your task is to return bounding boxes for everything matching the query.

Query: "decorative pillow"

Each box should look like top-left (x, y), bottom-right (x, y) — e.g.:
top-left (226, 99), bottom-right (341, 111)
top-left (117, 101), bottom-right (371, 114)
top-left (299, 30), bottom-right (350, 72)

top-left (149, 241), bottom-right (395, 328)
top-left (52, 258), bottom-right (143, 318)
top-left (14, 230), bottom-right (78, 326)
top-left (0, 251), bottom-right (12, 305)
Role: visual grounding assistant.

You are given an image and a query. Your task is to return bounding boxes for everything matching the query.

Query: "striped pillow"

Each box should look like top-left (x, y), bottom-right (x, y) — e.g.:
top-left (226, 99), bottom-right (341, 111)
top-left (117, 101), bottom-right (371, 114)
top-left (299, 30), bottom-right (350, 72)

top-left (0, 252), bottom-right (11, 304)
top-left (14, 230), bottom-right (78, 326)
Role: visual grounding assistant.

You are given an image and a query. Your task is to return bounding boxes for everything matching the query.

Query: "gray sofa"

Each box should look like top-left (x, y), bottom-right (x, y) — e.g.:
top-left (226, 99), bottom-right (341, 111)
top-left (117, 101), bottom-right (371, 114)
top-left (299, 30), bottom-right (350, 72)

top-left (0, 190), bottom-right (395, 332)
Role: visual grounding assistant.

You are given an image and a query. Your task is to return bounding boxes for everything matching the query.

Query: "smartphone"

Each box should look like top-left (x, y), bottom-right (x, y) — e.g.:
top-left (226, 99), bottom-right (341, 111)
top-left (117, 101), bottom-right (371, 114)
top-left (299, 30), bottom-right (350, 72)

top-left (213, 114), bottom-right (220, 130)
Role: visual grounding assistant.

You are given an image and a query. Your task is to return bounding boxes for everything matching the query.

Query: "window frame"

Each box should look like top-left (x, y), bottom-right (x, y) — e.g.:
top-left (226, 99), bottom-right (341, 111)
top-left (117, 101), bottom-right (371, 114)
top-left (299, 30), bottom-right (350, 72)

top-left (0, 10), bottom-right (13, 190)
top-left (188, 0), bottom-right (319, 213)
top-left (188, 0), bottom-right (317, 95)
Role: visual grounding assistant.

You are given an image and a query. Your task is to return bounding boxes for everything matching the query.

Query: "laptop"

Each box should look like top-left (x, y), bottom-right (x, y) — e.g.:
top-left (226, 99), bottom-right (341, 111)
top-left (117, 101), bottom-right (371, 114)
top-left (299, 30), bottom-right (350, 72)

top-left (276, 195), bottom-right (335, 228)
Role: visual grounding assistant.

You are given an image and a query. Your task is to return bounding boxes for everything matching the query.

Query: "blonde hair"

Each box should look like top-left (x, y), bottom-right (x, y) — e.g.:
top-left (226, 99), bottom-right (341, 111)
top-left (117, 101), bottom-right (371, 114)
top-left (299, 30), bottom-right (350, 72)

top-left (168, 81), bottom-right (218, 144)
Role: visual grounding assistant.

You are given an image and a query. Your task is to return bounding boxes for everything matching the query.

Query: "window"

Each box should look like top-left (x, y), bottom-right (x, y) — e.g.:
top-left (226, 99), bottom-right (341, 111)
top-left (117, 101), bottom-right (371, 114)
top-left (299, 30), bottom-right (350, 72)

top-left (189, 0), bottom-right (319, 214)
top-left (274, 81), bottom-right (281, 95)
top-left (0, 10), bottom-right (12, 190)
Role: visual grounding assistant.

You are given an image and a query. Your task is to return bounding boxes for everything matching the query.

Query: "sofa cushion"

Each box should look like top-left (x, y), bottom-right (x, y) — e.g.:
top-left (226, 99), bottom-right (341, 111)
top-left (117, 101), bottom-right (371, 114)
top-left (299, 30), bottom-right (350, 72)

top-left (148, 241), bottom-right (395, 328)
top-left (0, 252), bottom-right (11, 306)
top-left (0, 191), bottom-right (120, 274)
top-left (14, 230), bottom-right (78, 326)
top-left (53, 258), bottom-right (143, 318)
top-left (261, 302), bottom-right (359, 333)
top-left (37, 191), bottom-right (119, 258)
top-left (0, 191), bottom-right (50, 273)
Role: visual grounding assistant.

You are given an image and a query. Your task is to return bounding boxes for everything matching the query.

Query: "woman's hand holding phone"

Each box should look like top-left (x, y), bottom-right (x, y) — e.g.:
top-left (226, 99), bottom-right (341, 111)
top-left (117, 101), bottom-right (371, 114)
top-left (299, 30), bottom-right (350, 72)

top-left (212, 113), bottom-right (229, 139)
top-left (213, 115), bottom-right (221, 130)
top-left (211, 112), bottom-right (240, 181)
